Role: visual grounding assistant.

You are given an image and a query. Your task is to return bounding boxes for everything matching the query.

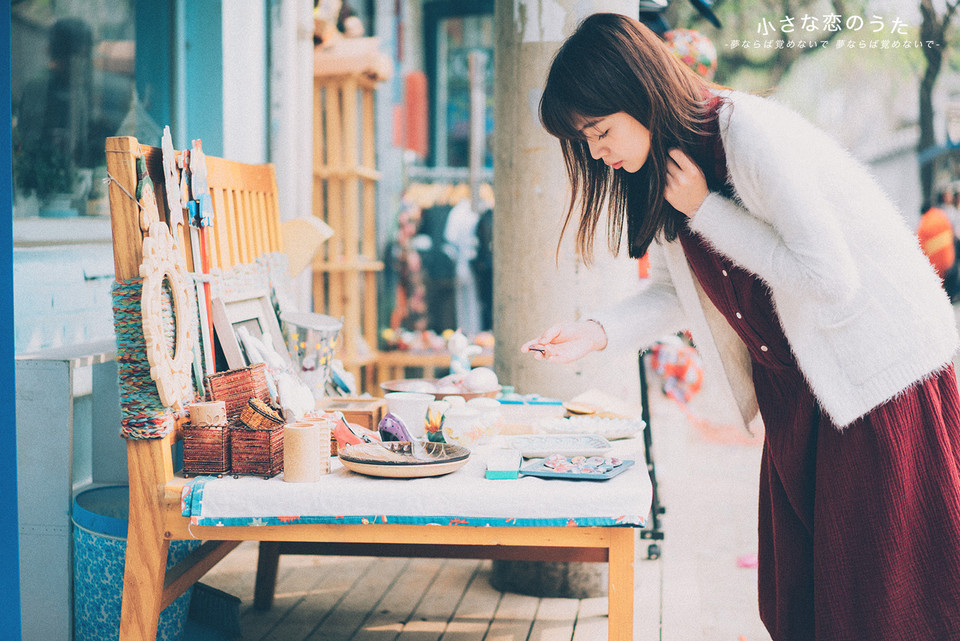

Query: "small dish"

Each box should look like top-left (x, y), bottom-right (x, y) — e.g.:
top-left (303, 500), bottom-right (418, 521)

top-left (536, 416), bottom-right (646, 440)
top-left (380, 378), bottom-right (500, 401)
top-left (521, 457), bottom-right (635, 481)
top-left (508, 434), bottom-right (612, 458)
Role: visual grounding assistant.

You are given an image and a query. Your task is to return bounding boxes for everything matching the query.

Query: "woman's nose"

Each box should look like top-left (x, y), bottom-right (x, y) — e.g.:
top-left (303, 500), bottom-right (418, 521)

top-left (587, 139), bottom-right (603, 160)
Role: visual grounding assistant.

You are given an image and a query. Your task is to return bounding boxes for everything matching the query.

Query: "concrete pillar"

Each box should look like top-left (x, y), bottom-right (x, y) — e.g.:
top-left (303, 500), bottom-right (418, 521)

top-left (493, 0), bottom-right (641, 403)
top-left (492, 0), bottom-right (642, 599)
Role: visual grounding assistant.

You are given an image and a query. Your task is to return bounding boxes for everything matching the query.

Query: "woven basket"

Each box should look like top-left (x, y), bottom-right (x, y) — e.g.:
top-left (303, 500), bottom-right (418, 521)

top-left (205, 363), bottom-right (270, 421)
top-left (230, 424), bottom-right (284, 477)
top-left (182, 423), bottom-right (231, 476)
top-left (238, 397), bottom-right (284, 431)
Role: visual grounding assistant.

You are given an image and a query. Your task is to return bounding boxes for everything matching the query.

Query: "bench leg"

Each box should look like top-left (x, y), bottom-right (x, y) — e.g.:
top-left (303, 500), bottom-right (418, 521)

top-left (119, 520), bottom-right (169, 640)
top-left (254, 541), bottom-right (282, 610)
top-left (607, 528), bottom-right (636, 641)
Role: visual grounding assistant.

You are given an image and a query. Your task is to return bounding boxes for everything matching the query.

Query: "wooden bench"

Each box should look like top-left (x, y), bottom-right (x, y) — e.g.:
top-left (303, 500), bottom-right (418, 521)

top-left (105, 135), bottom-right (640, 641)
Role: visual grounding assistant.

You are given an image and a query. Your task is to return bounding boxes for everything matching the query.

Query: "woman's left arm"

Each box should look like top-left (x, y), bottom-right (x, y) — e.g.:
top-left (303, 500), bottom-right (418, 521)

top-left (682, 97), bottom-right (863, 305)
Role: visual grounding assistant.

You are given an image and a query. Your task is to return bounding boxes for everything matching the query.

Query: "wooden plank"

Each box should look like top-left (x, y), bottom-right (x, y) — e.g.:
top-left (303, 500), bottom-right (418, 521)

top-left (396, 560), bottom-right (481, 641)
top-left (160, 540), bottom-right (241, 609)
top-left (323, 82), bottom-right (344, 259)
top-left (528, 597), bottom-right (579, 641)
top-left (341, 77), bottom-right (359, 262)
top-left (362, 87), bottom-right (377, 258)
top-left (206, 155), bottom-right (278, 194)
top-left (210, 186), bottom-right (231, 269)
top-left (231, 189), bottom-right (249, 266)
top-left (242, 555), bottom-right (374, 641)
top-left (254, 191), bottom-right (271, 256)
top-left (306, 556), bottom-right (410, 641)
top-left (572, 597), bottom-right (609, 641)
top-left (633, 550), bottom-right (663, 641)
top-left (105, 136), bottom-right (145, 280)
top-left (266, 190), bottom-right (284, 253)
top-left (119, 440), bottom-right (174, 641)
top-left (363, 270), bottom-right (378, 363)
top-left (163, 516), bottom-right (627, 549)
top-left (350, 558), bottom-right (445, 641)
top-left (197, 540), bottom-right (262, 601)
top-left (486, 590), bottom-right (539, 641)
top-left (443, 561), bottom-right (500, 641)
top-left (607, 527), bottom-right (635, 641)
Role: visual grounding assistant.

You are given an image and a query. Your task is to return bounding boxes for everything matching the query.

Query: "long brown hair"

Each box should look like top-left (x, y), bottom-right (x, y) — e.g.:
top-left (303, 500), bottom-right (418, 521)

top-left (540, 13), bottom-right (714, 264)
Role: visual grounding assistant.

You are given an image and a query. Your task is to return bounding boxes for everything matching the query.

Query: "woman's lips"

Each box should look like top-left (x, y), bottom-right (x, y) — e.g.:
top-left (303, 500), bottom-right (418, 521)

top-left (609, 161), bottom-right (623, 169)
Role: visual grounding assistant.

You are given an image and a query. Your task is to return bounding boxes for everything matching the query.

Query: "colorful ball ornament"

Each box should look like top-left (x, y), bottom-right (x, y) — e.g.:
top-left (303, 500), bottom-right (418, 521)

top-left (664, 28), bottom-right (718, 81)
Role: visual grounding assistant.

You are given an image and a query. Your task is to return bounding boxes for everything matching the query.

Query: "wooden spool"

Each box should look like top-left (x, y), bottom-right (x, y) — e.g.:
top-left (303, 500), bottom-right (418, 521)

top-left (187, 401), bottom-right (227, 427)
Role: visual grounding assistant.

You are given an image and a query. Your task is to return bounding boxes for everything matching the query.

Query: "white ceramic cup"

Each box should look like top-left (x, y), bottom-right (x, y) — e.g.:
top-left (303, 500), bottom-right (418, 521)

top-left (384, 391), bottom-right (435, 438)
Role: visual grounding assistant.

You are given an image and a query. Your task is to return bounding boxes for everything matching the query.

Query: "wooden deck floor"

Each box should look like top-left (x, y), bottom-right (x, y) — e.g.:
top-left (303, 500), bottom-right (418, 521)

top-left (198, 537), bottom-right (663, 641)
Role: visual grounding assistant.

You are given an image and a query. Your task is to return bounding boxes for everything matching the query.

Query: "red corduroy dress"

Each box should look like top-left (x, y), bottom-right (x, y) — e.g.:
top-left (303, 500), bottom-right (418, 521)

top-left (677, 100), bottom-right (960, 641)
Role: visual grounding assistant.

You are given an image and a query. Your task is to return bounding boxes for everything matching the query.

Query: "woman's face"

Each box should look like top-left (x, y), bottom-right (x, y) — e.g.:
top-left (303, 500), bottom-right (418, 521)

top-left (576, 111), bottom-right (651, 173)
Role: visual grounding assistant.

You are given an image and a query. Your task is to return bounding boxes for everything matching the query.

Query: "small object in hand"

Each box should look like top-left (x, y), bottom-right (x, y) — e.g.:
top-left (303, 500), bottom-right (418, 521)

top-left (528, 346), bottom-right (546, 354)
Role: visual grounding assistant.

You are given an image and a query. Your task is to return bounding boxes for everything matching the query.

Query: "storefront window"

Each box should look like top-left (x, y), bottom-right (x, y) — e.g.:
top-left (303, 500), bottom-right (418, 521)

top-left (428, 7), bottom-right (494, 169)
top-left (11, 1), bottom-right (136, 218)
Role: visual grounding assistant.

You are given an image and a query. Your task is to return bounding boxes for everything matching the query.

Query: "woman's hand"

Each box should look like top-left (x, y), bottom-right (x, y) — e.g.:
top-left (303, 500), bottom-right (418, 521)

top-left (520, 320), bottom-right (608, 364)
top-left (664, 148), bottom-right (708, 217)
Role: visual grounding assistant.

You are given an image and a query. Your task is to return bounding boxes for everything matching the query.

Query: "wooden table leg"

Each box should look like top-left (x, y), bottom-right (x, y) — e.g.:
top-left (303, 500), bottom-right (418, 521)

top-left (607, 528), bottom-right (636, 641)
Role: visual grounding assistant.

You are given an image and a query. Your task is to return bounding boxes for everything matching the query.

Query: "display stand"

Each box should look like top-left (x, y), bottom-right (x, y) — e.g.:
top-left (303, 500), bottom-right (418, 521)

top-left (312, 39), bottom-right (391, 392)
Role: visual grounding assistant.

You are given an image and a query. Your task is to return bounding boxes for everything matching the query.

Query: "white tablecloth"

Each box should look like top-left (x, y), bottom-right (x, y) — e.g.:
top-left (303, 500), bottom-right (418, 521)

top-left (181, 439), bottom-right (652, 529)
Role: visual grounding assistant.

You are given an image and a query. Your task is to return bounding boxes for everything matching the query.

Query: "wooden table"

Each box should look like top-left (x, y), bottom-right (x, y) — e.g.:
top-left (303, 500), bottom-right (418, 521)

top-left (177, 441), bottom-right (650, 641)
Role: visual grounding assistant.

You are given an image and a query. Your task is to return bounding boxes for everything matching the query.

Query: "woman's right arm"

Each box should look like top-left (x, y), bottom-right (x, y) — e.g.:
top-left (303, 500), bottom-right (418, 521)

top-left (522, 245), bottom-right (686, 361)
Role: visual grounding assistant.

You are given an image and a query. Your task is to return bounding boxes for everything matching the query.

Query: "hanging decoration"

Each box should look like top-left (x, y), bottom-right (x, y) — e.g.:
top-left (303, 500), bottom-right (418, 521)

top-left (663, 28), bottom-right (718, 81)
top-left (135, 155), bottom-right (160, 232)
top-left (160, 126), bottom-right (185, 228)
top-left (187, 139), bottom-right (216, 368)
top-left (140, 220), bottom-right (196, 410)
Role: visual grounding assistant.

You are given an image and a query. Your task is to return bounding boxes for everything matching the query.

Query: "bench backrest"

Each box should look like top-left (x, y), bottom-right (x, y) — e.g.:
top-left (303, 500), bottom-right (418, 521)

top-left (104, 135), bottom-right (284, 479)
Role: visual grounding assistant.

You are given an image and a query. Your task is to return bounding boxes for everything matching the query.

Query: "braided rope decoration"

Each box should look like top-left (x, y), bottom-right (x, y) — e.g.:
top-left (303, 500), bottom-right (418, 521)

top-left (113, 278), bottom-right (174, 438)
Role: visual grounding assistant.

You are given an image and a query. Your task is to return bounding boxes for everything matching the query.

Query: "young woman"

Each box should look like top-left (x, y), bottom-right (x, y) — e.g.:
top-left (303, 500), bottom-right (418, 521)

top-left (522, 12), bottom-right (960, 641)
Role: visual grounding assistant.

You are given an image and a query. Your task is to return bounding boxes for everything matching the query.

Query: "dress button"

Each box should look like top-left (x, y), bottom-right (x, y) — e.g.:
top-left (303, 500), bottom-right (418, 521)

top-left (735, 312), bottom-right (742, 319)
top-left (760, 345), bottom-right (769, 352)
top-left (722, 269), bottom-right (728, 277)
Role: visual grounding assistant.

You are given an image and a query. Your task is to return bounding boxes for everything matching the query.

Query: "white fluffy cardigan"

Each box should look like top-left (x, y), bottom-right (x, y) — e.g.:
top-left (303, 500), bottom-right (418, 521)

top-left (591, 90), bottom-right (959, 430)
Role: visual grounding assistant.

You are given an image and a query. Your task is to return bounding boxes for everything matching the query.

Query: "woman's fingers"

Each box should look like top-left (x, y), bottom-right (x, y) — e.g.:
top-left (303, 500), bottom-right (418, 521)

top-left (665, 148), bottom-right (708, 217)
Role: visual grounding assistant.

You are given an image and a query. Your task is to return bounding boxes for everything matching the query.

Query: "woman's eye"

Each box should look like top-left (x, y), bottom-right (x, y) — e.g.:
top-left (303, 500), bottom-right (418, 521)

top-left (598, 130), bottom-right (609, 140)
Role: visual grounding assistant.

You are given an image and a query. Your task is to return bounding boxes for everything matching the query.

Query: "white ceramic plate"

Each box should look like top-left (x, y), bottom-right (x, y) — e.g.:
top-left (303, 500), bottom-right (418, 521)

top-left (338, 441), bottom-right (471, 478)
top-left (508, 434), bottom-right (613, 458)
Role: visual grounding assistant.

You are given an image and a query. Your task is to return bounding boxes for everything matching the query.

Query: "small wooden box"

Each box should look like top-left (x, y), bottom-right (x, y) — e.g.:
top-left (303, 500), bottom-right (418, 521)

top-left (206, 363), bottom-right (271, 421)
top-left (182, 423), bottom-right (231, 476)
top-left (317, 397), bottom-right (386, 431)
top-left (230, 424), bottom-right (284, 478)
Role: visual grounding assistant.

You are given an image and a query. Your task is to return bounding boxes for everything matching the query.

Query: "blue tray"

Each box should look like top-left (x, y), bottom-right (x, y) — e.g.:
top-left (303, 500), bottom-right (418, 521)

top-left (520, 458), bottom-right (635, 481)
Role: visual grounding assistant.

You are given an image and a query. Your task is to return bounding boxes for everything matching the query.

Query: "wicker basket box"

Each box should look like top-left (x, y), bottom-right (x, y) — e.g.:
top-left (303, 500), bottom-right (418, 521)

top-left (205, 363), bottom-right (271, 421)
top-left (182, 423), bottom-right (231, 476)
top-left (230, 424), bottom-right (284, 477)
top-left (238, 397), bottom-right (284, 431)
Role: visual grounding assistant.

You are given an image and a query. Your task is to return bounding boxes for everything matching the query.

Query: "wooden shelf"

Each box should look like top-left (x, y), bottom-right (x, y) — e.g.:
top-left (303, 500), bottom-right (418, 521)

top-left (312, 51), bottom-right (386, 393)
top-left (313, 166), bottom-right (381, 181)
top-left (375, 350), bottom-right (495, 388)
top-left (313, 259), bottom-right (384, 272)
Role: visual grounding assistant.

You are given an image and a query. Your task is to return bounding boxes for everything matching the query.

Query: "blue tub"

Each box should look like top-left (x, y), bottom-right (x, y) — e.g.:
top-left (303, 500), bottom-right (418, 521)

top-left (72, 485), bottom-right (200, 641)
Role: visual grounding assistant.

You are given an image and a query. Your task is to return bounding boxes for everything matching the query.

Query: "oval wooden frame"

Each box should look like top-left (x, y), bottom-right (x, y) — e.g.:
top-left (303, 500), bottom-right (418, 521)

top-left (140, 221), bottom-right (195, 410)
